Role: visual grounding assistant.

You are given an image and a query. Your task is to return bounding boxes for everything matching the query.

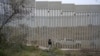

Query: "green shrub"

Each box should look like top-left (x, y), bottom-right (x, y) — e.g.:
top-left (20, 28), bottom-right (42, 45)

top-left (40, 51), bottom-right (48, 56)
top-left (0, 50), bottom-right (6, 56)
top-left (23, 46), bottom-right (39, 52)
top-left (65, 52), bottom-right (71, 56)
top-left (50, 47), bottom-right (64, 56)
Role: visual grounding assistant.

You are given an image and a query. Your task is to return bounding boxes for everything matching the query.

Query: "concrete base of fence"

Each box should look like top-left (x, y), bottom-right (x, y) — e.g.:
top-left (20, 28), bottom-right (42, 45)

top-left (39, 46), bottom-right (80, 51)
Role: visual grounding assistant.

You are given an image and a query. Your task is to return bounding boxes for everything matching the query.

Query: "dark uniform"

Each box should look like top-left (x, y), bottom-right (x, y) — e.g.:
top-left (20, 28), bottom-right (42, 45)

top-left (48, 39), bottom-right (52, 48)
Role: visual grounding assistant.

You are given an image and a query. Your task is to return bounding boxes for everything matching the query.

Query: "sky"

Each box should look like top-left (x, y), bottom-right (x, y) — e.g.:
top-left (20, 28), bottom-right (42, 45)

top-left (36, 0), bottom-right (100, 4)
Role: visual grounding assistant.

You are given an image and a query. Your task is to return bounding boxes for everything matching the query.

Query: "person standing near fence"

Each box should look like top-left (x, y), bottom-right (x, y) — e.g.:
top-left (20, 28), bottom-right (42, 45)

top-left (48, 39), bottom-right (52, 49)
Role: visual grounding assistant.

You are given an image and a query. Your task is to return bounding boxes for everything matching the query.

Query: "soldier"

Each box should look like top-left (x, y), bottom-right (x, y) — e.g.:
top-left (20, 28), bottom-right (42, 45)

top-left (48, 39), bottom-right (52, 49)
